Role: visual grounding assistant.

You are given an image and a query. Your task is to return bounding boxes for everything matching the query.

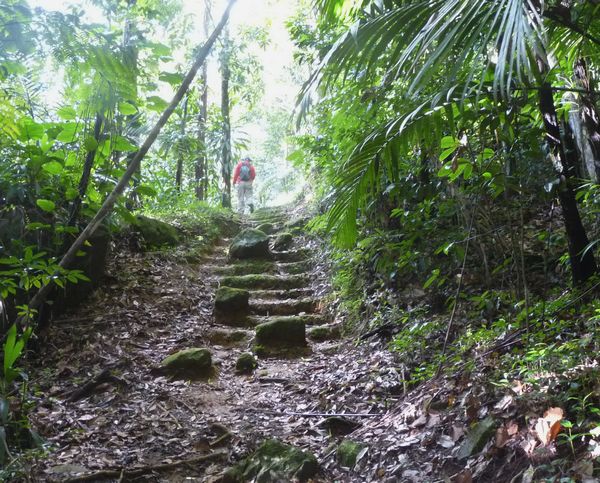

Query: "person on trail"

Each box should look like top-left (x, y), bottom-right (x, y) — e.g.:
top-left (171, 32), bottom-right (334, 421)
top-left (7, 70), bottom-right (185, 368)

top-left (233, 156), bottom-right (256, 214)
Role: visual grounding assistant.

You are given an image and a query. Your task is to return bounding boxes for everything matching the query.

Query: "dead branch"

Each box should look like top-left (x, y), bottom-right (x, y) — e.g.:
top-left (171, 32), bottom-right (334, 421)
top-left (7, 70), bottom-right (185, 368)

top-left (66, 368), bottom-right (125, 402)
top-left (59, 451), bottom-right (227, 482)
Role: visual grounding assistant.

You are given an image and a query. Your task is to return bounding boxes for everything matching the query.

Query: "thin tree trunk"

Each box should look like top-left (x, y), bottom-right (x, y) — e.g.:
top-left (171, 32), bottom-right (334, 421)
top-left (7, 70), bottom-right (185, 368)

top-left (19, 0), bottom-right (237, 322)
top-left (538, 82), bottom-right (597, 284)
top-left (176, 96), bottom-right (188, 191)
top-left (66, 113), bottom-right (103, 229)
top-left (574, 58), bottom-right (600, 182)
top-left (195, 1), bottom-right (211, 201)
top-left (220, 28), bottom-right (232, 208)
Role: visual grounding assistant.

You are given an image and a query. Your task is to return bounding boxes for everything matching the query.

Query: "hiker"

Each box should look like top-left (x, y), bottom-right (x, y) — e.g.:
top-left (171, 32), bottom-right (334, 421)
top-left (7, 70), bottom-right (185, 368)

top-left (233, 156), bottom-right (256, 214)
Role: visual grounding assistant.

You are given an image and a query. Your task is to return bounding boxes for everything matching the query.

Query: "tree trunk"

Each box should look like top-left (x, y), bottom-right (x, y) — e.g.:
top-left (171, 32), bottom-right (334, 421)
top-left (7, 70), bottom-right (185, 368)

top-left (538, 82), bottom-right (597, 284)
top-left (573, 58), bottom-right (600, 182)
top-left (195, 1), bottom-right (211, 201)
top-left (220, 29), bottom-right (232, 208)
top-left (176, 95), bottom-right (188, 191)
top-left (66, 112), bottom-right (103, 229)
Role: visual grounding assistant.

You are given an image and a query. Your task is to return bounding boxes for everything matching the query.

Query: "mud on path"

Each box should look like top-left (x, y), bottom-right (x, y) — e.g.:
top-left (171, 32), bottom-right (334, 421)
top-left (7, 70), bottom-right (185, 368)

top-left (25, 207), bottom-right (404, 482)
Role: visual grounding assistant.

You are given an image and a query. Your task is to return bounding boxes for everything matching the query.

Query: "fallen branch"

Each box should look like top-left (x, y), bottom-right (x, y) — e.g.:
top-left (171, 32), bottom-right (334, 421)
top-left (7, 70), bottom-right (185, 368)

top-left (66, 368), bottom-right (125, 402)
top-left (244, 408), bottom-right (382, 418)
top-left (59, 451), bottom-right (226, 482)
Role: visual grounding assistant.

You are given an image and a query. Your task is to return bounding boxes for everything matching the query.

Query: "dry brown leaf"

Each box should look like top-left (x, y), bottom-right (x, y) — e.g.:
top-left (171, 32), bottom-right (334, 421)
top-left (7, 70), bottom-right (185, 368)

top-left (534, 407), bottom-right (564, 445)
top-left (506, 420), bottom-right (519, 436)
top-left (454, 468), bottom-right (473, 483)
top-left (495, 426), bottom-right (509, 448)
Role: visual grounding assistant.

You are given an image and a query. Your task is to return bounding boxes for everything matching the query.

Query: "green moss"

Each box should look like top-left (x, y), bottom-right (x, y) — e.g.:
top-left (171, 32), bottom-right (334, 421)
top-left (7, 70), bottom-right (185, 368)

top-left (134, 215), bottom-right (181, 248)
top-left (214, 260), bottom-right (276, 276)
top-left (255, 317), bottom-right (306, 347)
top-left (256, 222), bottom-right (276, 234)
top-left (235, 352), bottom-right (258, 374)
top-left (161, 348), bottom-right (212, 379)
top-left (225, 439), bottom-right (318, 482)
top-left (229, 228), bottom-right (271, 259)
top-left (206, 329), bottom-right (249, 346)
top-left (273, 232), bottom-right (293, 250)
top-left (221, 274), bottom-right (309, 290)
top-left (336, 439), bottom-right (367, 468)
top-left (215, 286), bottom-right (250, 312)
top-left (308, 325), bottom-right (341, 342)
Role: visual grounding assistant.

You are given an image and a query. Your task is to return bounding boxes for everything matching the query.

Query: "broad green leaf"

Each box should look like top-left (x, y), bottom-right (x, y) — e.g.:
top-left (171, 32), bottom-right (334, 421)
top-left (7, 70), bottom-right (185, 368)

top-left (57, 106), bottom-right (77, 121)
top-left (42, 161), bottom-right (63, 175)
top-left (113, 136), bottom-right (138, 152)
top-left (146, 96), bottom-right (169, 112)
top-left (118, 102), bottom-right (137, 115)
top-left (136, 185), bottom-right (157, 197)
top-left (56, 123), bottom-right (78, 143)
top-left (65, 187), bottom-right (79, 200)
top-left (84, 137), bottom-right (98, 152)
top-left (440, 136), bottom-right (458, 149)
top-left (19, 118), bottom-right (44, 141)
top-left (159, 72), bottom-right (184, 86)
top-left (36, 199), bottom-right (56, 212)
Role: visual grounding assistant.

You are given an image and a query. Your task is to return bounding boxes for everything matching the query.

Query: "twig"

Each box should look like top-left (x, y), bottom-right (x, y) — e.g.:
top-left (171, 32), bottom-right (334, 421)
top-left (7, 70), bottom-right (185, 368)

top-left (66, 368), bottom-right (125, 402)
top-left (245, 408), bottom-right (382, 418)
top-left (59, 451), bottom-right (226, 482)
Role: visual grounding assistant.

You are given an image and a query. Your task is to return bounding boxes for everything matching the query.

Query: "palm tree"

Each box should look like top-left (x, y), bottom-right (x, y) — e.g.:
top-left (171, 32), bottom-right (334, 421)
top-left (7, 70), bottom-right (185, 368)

top-left (307, 0), bottom-right (600, 283)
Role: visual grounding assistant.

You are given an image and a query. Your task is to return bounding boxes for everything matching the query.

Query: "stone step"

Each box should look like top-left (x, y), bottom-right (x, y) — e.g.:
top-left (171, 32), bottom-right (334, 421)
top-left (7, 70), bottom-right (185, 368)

top-left (220, 274), bottom-right (310, 290)
top-left (249, 288), bottom-right (314, 300)
top-left (248, 313), bottom-right (330, 327)
top-left (273, 249), bottom-right (311, 263)
top-left (205, 327), bottom-right (252, 347)
top-left (276, 261), bottom-right (312, 275)
top-left (211, 260), bottom-right (277, 276)
top-left (249, 298), bottom-right (319, 316)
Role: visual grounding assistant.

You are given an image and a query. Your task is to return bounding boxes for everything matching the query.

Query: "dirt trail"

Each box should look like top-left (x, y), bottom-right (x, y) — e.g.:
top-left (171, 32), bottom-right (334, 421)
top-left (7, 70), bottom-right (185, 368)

top-left (26, 207), bottom-right (404, 482)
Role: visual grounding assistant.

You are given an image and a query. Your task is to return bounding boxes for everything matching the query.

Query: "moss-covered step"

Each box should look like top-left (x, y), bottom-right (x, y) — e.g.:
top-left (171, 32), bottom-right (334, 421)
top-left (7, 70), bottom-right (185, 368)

top-left (255, 222), bottom-right (278, 235)
top-left (272, 248), bottom-right (312, 262)
top-left (160, 348), bottom-right (213, 379)
top-left (205, 328), bottom-right (251, 347)
top-left (307, 324), bottom-right (342, 342)
top-left (336, 439), bottom-right (367, 469)
top-left (133, 215), bottom-right (181, 248)
top-left (249, 314), bottom-right (330, 327)
top-left (229, 228), bottom-right (271, 259)
top-left (221, 439), bottom-right (317, 482)
top-left (211, 260), bottom-right (276, 276)
top-left (249, 288), bottom-right (314, 300)
top-left (220, 274), bottom-right (309, 290)
top-left (214, 286), bottom-right (250, 313)
top-left (276, 260), bottom-right (312, 275)
top-left (250, 298), bottom-right (319, 316)
top-left (255, 317), bottom-right (306, 348)
top-left (272, 232), bottom-right (293, 250)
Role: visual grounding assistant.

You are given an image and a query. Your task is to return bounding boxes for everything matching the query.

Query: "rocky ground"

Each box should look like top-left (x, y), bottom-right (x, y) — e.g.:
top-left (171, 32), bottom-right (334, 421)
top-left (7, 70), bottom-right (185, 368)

top-left (21, 207), bottom-right (552, 482)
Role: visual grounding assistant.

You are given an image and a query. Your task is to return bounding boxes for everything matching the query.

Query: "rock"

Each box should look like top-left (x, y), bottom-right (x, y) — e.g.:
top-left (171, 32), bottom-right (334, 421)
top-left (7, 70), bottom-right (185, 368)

top-left (319, 416), bottom-right (360, 436)
top-left (134, 215), bottom-right (181, 247)
top-left (206, 329), bottom-right (249, 347)
top-left (229, 229), bottom-right (270, 259)
top-left (256, 222), bottom-right (276, 234)
top-left (223, 438), bottom-right (318, 482)
top-left (221, 274), bottom-right (309, 290)
top-left (235, 352), bottom-right (257, 374)
top-left (273, 232), bottom-right (293, 250)
top-left (457, 416), bottom-right (496, 459)
top-left (308, 325), bottom-right (341, 342)
top-left (213, 260), bottom-right (276, 276)
top-left (255, 317), bottom-right (306, 348)
top-left (337, 439), bottom-right (367, 468)
top-left (160, 348), bottom-right (212, 378)
top-left (215, 287), bottom-right (250, 313)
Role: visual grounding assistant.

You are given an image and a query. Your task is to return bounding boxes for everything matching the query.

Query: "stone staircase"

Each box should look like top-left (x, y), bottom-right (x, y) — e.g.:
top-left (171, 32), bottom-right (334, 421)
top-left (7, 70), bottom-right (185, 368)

top-left (207, 207), bottom-right (337, 360)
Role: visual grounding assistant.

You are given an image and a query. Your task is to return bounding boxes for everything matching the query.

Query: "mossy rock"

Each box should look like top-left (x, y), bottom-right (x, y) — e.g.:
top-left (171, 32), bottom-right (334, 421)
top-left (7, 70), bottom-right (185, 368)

top-left (255, 317), bottom-right (306, 348)
top-left (214, 260), bottom-right (276, 276)
top-left (273, 232), bottom-right (293, 251)
top-left (206, 329), bottom-right (249, 347)
top-left (336, 439), bottom-right (367, 468)
top-left (235, 352), bottom-right (258, 374)
top-left (223, 439), bottom-right (318, 482)
top-left (221, 274), bottom-right (309, 290)
top-left (278, 260), bottom-right (311, 275)
top-left (160, 348), bottom-right (212, 379)
top-left (134, 215), bottom-right (181, 247)
top-left (229, 228), bottom-right (271, 259)
top-left (256, 222), bottom-right (276, 235)
top-left (215, 287), bottom-right (250, 313)
top-left (308, 325), bottom-right (341, 342)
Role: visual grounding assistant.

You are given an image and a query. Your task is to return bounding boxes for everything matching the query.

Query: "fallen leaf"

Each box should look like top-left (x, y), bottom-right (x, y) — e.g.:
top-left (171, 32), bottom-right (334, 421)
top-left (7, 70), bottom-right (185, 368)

top-left (495, 426), bottom-right (509, 448)
top-left (534, 407), bottom-right (564, 446)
